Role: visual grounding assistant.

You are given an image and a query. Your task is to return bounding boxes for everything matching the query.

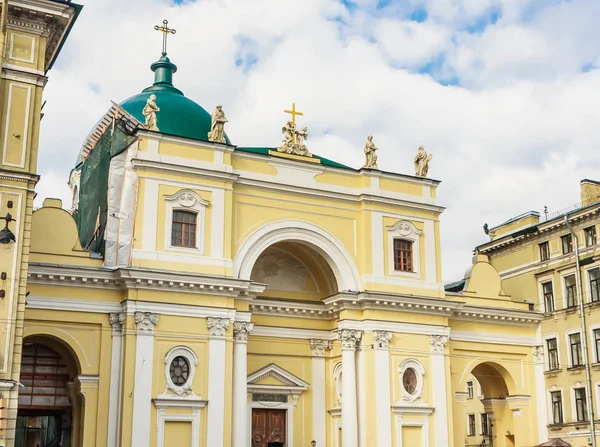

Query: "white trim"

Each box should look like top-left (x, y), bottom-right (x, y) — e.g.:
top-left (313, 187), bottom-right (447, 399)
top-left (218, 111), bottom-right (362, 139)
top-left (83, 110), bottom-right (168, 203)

top-left (206, 337), bottom-right (226, 447)
top-left (565, 328), bottom-right (582, 368)
top-left (357, 347), bottom-right (367, 447)
top-left (107, 320), bottom-right (124, 447)
top-left (547, 386), bottom-right (565, 425)
top-left (252, 326), bottom-right (334, 340)
top-left (2, 83), bottom-right (31, 168)
top-left (450, 330), bottom-right (538, 346)
top-left (234, 219), bottom-right (361, 292)
top-left (333, 362), bottom-right (343, 407)
top-left (544, 332), bottom-right (562, 371)
top-left (386, 219), bottom-right (422, 278)
top-left (570, 382), bottom-right (588, 423)
top-left (585, 262), bottom-right (600, 304)
top-left (537, 274), bottom-right (554, 313)
top-left (247, 402), bottom-right (295, 447)
top-left (430, 342), bottom-right (449, 445)
top-left (131, 325), bottom-right (155, 446)
top-left (164, 189), bottom-right (209, 255)
top-left (154, 401), bottom-right (205, 447)
top-left (1, 63), bottom-right (44, 76)
top-left (338, 320), bottom-right (448, 336)
top-left (164, 346), bottom-right (199, 395)
top-left (312, 355), bottom-right (326, 446)
top-left (374, 347), bottom-right (392, 447)
top-left (9, 33), bottom-right (35, 64)
top-left (394, 413), bottom-right (430, 447)
top-left (560, 268), bottom-right (577, 309)
top-left (398, 358), bottom-right (425, 403)
top-left (247, 363), bottom-right (309, 391)
top-left (589, 323), bottom-right (600, 363)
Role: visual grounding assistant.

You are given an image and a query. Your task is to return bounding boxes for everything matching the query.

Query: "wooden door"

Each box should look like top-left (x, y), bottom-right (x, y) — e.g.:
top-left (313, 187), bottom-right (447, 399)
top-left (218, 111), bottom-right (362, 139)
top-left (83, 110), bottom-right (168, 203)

top-left (251, 409), bottom-right (286, 447)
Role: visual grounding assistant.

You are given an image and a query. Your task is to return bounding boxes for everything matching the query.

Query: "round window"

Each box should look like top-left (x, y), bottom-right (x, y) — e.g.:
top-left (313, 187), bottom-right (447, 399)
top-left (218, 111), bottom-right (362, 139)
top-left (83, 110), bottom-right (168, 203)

top-left (169, 356), bottom-right (190, 386)
top-left (402, 367), bottom-right (418, 395)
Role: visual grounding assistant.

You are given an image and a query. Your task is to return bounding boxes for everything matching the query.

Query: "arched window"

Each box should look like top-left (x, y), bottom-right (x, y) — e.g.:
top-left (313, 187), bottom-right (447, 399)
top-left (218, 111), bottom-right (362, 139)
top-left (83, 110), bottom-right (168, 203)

top-left (393, 239), bottom-right (413, 272)
top-left (171, 211), bottom-right (197, 248)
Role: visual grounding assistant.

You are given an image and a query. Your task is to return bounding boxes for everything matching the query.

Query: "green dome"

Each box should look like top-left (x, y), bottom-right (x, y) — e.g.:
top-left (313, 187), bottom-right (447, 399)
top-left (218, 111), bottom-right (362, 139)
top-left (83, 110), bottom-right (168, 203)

top-left (120, 56), bottom-right (230, 144)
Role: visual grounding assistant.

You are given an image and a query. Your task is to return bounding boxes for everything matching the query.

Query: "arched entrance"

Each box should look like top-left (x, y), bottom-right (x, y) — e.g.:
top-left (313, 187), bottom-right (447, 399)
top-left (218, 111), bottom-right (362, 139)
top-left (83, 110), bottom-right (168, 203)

top-left (455, 361), bottom-right (519, 447)
top-left (15, 338), bottom-right (80, 447)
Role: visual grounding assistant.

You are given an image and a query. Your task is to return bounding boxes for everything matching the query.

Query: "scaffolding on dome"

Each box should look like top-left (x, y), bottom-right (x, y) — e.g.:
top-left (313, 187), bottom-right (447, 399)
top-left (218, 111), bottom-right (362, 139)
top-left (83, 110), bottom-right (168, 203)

top-left (74, 102), bottom-right (141, 255)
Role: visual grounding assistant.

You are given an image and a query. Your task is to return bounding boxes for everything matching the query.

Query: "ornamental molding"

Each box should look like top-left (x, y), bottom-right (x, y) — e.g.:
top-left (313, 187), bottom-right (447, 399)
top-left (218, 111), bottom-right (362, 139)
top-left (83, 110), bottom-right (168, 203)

top-left (336, 329), bottom-right (362, 350)
top-left (247, 363), bottom-right (309, 405)
top-left (532, 345), bottom-right (544, 362)
top-left (134, 312), bottom-right (159, 333)
top-left (163, 346), bottom-right (199, 398)
top-left (373, 330), bottom-right (392, 349)
top-left (207, 317), bottom-right (230, 337)
top-left (398, 358), bottom-right (425, 404)
top-left (164, 189), bottom-right (209, 209)
top-left (309, 339), bottom-right (332, 357)
top-left (429, 335), bottom-right (448, 352)
top-left (109, 312), bottom-right (126, 333)
top-left (233, 321), bottom-right (254, 342)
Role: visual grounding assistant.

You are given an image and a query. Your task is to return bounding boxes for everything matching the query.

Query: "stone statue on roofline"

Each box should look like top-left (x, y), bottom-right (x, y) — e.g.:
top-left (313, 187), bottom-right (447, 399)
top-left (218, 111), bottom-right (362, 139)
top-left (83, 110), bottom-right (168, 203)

top-left (208, 104), bottom-right (228, 143)
top-left (142, 94), bottom-right (160, 131)
top-left (295, 126), bottom-right (311, 157)
top-left (414, 145), bottom-right (432, 177)
top-left (363, 135), bottom-right (378, 169)
top-left (278, 120), bottom-right (296, 154)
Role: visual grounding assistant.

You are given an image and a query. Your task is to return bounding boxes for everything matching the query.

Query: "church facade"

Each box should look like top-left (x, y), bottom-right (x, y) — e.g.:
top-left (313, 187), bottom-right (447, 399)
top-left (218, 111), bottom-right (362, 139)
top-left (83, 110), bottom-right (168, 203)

top-left (0, 11), bottom-right (559, 447)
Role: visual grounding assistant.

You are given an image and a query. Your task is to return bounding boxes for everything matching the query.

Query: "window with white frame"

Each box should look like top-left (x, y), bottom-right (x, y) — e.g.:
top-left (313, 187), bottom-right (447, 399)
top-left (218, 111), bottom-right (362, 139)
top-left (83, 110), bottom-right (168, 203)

top-left (467, 414), bottom-right (475, 436)
top-left (569, 333), bottom-right (583, 367)
top-left (565, 275), bottom-right (577, 308)
top-left (542, 281), bottom-right (555, 312)
top-left (575, 387), bottom-right (588, 422)
top-left (590, 268), bottom-right (600, 303)
top-left (594, 328), bottom-right (600, 363)
top-left (164, 189), bottom-right (209, 254)
top-left (562, 234), bottom-right (573, 254)
top-left (585, 226), bottom-right (597, 247)
top-left (467, 381), bottom-right (474, 399)
top-left (399, 358), bottom-right (425, 402)
top-left (539, 241), bottom-right (550, 261)
top-left (550, 390), bottom-right (563, 424)
top-left (164, 346), bottom-right (199, 395)
top-left (480, 413), bottom-right (489, 435)
top-left (547, 338), bottom-right (559, 370)
top-left (386, 220), bottom-right (422, 276)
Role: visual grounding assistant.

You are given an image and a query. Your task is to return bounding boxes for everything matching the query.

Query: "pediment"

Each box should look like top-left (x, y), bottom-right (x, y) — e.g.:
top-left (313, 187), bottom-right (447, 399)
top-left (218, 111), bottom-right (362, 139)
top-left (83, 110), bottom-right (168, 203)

top-left (247, 363), bottom-right (309, 395)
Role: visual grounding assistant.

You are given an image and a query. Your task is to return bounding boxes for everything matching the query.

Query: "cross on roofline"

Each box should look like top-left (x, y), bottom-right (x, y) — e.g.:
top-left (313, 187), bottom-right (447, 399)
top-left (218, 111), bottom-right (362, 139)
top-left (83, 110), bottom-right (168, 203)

top-left (154, 19), bottom-right (176, 56)
top-left (284, 102), bottom-right (303, 126)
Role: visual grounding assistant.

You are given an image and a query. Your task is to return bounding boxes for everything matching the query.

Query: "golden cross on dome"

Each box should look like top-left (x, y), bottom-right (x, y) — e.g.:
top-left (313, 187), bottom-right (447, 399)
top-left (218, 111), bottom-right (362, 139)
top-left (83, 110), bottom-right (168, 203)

top-left (154, 19), bottom-right (176, 56)
top-left (284, 102), bottom-right (303, 126)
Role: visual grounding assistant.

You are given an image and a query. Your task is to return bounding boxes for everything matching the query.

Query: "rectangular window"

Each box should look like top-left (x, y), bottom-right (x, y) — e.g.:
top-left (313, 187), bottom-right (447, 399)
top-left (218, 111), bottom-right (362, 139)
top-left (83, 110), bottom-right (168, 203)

top-left (467, 414), bottom-right (475, 436)
top-left (543, 282), bottom-right (554, 312)
top-left (467, 381), bottom-right (473, 399)
top-left (590, 268), bottom-right (600, 303)
top-left (570, 333), bottom-right (583, 367)
top-left (171, 211), bottom-right (197, 248)
top-left (565, 275), bottom-right (577, 308)
top-left (393, 239), bottom-right (413, 272)
top-left (595, 329), bottom-right (600, 364)
top-left (575, 388), bottom-right (588, 422)
top-left (481, 413), bottom-right (489, 435)
top-left (551, 391), bottom-right (563, 424)
top-left (539, 241), bottom-right (550, 261)
top-left (547, 338), bottom-right (559, 370)
top-left (562, 234), bottom-right (573, 254)
top-left (585, 226), bottom-right (597, 247)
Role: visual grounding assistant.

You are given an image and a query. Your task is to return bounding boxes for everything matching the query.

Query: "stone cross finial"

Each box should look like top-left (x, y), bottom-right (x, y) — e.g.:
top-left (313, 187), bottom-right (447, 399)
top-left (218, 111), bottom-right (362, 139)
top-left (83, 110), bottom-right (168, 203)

top-left (154, 19), bottom-right (176, 56)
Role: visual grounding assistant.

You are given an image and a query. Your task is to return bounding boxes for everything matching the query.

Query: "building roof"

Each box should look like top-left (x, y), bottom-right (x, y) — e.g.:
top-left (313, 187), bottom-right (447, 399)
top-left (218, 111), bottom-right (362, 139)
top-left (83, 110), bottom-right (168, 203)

top-left (120, 55), bottom-right (231, 144)
top-left (235, 147), bottom-right (353, 170)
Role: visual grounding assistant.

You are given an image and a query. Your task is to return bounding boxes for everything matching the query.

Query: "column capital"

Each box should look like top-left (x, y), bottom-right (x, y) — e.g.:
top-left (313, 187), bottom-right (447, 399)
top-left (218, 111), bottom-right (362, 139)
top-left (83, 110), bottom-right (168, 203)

top-left (430, 334), bottom-right (448, 352)
top-left (310, 339), bottom-right (332, 357)
top-left (373, 330), bottom-right (392, 349)
top-left (336, 329), bottom-right (362, 351)
top-left (207, 317), bottom-right (230, 338)
top-left (233, 321), bottom-right (254, 342)
top-left (109, 312), bottom-right (126, 333)
top-left (134, 312), bottom-right (159, 333)
top-left (532, 345), bottom-right (544, 362)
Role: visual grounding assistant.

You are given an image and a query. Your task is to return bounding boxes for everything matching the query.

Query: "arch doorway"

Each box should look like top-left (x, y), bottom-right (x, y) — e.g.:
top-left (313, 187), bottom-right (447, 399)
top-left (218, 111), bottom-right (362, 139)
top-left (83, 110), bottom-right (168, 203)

top-left (15, 340), bottom-right (79, 447)
top-left (456, 361), bottom-right (518, 447)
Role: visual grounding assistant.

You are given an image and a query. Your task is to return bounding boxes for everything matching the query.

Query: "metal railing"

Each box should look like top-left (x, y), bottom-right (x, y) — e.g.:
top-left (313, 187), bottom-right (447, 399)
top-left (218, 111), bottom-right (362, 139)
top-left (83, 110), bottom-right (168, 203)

top-left (540, 199), bottom-right (600, 222)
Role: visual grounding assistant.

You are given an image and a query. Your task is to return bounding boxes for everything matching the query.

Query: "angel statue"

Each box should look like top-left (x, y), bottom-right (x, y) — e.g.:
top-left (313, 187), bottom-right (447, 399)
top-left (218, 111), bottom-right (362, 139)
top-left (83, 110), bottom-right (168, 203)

top-left (142, 94), bottom-right (160, 131)
top-left (208, 104), bottom-right (228, 143)
top-left (363, 135), bottom-right (378, 169)
top-left (295, 126), bottom-right (311, 156)
top-left (414, 145), bottom-right (433, 177)
top-left (278, 120), bottom-right (296, 153)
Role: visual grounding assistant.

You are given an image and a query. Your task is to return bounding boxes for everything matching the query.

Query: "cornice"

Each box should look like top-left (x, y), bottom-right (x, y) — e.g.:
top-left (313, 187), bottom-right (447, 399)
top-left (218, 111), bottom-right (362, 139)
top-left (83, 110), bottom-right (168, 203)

top-left (131, 158), bottom-right (239, 183)
top-left (453, 304), bottom-right (542, 326)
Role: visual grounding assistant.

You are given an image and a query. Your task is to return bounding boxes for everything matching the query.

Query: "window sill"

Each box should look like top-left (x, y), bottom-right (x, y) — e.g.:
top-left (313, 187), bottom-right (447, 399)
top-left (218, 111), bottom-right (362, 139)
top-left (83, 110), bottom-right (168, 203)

top-left (592, 363), bottom-right (600, 371)
top-left (567, 365), bottom-right (585, 373)
top-left (544, 368), bottom-right (562, 377)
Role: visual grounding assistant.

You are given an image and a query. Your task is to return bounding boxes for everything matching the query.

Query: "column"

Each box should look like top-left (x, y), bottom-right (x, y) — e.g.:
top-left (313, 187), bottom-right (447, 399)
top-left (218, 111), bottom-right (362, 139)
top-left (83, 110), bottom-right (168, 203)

top-left (374, 331), bottom-right (392, 447)
top-left (430, 335), bottom-right (450, 445)
top-left (206, 317), bottom-right (230, 447)
top-left (77, 374), bottom-right (100, 446)
top-left (310, 339), bottom-right (331, 446)
top-left (131, 312), bottom-right (159, 447)
top-left (107, 313), bottom-right (124, 447)
top-left (232, 321), bottom-right (253, 447)
top-left (337, 329), bottom-right (362, 447)
top-left (533, 345), bottom-right (548, 443)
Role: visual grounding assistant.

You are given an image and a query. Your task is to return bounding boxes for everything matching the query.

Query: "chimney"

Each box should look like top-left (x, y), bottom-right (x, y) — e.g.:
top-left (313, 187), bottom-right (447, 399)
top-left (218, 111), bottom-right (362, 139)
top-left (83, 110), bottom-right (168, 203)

top-left (581, 179), bottom-right (600, 206)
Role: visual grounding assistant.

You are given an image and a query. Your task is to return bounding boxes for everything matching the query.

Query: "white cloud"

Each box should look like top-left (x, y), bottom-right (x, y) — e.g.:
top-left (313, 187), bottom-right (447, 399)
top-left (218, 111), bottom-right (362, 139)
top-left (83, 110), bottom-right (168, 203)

top-left (35, 0), bottom-right (600, 282)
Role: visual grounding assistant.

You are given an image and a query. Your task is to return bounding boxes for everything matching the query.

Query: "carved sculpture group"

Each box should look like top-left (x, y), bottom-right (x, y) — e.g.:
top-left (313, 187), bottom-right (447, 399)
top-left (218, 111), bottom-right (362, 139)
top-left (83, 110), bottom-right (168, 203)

top-left (277, 120), bottom-right (312, 157)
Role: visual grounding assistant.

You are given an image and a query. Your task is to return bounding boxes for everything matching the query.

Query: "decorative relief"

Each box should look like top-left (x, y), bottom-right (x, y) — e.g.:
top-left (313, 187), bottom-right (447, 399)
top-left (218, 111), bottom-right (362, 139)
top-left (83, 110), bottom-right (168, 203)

top-left (134, 312), bottom-right (159, 332)
top-left (177, 192), bottom-right (196, 208)
top-left (336, 329), bottom-right (362, 350)
top-left (250, 246), bottom-right (309, 292)
top-left (233, 321), bottom-right (254, 342)
top-left (109, 312), bottom-right (126, 333)
top-left (373, 330), bottom-right (392, 349)
top-left (309, 339), bottom-right (332, 357)
top-left (207, 317), bottom-right (230, 337)
top-left (532, 345), bottom-right (544, 362)
top-left (430, 335), bottom-right (448, 352)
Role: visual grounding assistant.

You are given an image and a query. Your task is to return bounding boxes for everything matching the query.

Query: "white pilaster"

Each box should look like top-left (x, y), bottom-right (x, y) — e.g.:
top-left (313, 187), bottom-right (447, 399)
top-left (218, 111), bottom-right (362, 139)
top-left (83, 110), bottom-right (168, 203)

top-left (430, 334), bottom-right (450, 446)
top-left (232, 321), bottom-right (253, 447)
top-left (533, 345), bottom-right (548, 442)
top-left (131, 312), bottom-right (159, 447)
top-left (337, 329), bottom-right (362, 447)
top-left (357, 345), bottom-right (366, 447)
top-left (206, 317), bottom-right (230, 447)
top-left (374, 330), bottom-right (393, 447)
top-left (107, 313), bottom-right (125, 447)
top-left (310, 339), bottom-right (330, 446)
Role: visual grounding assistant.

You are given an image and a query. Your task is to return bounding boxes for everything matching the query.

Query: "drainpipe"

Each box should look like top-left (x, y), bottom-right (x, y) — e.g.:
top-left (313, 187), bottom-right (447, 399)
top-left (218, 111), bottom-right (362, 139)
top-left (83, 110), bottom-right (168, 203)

top-left (565, 214), bottom-right (597, 446)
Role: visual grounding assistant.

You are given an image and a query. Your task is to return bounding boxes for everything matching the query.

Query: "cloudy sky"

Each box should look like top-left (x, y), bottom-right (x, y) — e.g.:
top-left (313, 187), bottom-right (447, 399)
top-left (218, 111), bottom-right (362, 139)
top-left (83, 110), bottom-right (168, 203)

top-left (37, 0), bottom-right (600, 282)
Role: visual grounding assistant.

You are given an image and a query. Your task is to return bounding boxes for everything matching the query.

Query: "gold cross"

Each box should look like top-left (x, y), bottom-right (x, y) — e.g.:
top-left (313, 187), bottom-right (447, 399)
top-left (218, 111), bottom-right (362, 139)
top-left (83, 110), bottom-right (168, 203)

top-left (284, 103), bottom-right (303, 126)
top-left (154, 19), bottom-right (176, 56)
